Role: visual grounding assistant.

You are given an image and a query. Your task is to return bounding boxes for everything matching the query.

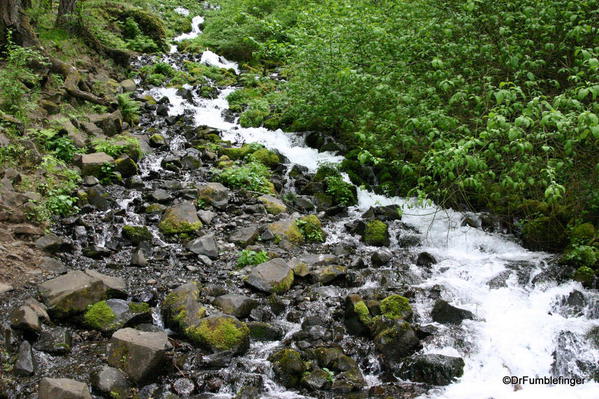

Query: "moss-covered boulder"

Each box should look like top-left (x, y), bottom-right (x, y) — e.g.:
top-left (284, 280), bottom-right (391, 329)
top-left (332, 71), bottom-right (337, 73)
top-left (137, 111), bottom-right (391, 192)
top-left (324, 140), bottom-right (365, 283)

top-left (84, 299), bottom-right (151, 334)
top-left (296, 214), bottom-right (327, 243)
top-left (305, 347), bottom-right (366, 393)
top-left (373, 320), bottom-right (421, 364)
top-left (79, 152), bottom-right (115, 177)
top-left (270, 349), bottom-right (307, 388)
top-left (122, 225), bottom-right (153, 244)
top-left (521, 216), bottom-right (567, 252)
top-left (344, 294), bottom-right (371, 336)
top-left (251, 148), bottom-right (280, 167)
top-left (267, 218), bottom-right (304, 245)
top-left (398, 354), bottom-right (465, 386)
top-left (220, 144), bottom-right (257, 160)
top-left (149, 134), bottom-right (166, 148)
top-left (162, 282), bottom-right (206, 333)
top-left (380, 295), bottom-right (413, 321)
top-left (570, 223), bottom-right (596, 244)
top-left (197, 182), bottom-right (230, 209)
top-left (158, 202), bottom-right (202, 235)
top-left (246, 258), bottom-right (294, 294)
top-left (362, 220), bottom-right (390, 247)
top-left (185, 315), bottom-right (250, 354)
top-left (258, 195), bottom-right (287, 215)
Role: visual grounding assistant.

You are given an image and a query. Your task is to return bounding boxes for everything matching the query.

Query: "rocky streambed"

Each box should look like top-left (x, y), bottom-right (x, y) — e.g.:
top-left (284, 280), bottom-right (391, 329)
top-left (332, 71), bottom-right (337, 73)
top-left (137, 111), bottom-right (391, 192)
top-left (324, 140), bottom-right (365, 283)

top-left (1, 9), bottom-right (598, 399)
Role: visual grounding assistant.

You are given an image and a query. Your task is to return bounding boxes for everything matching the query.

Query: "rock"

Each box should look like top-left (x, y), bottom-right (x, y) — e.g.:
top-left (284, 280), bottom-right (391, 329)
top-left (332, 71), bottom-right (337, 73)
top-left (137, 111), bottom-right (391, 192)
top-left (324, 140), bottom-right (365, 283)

top-left (247, 321), bottom-right (284, 341)
top-left (398, 354), bottom-right (465, 385)
top-left (185, 315), bottom-right (250, 354)
top-left (83, 299), bottom-right (151, 333)
top-left (40, 257), bottom-right (67, 274)
top-left (288, 254), bottom-right (338, 277)
top-left (107, 328), bottom-right (170, 383)
top-left (115, 155), bottom-right (139, 178)
top-left (373, 320), bottom-right (421, 363)
top-left (371, 249), bottom-right (393, 266)
top-left (361, 205), bottom-right (403, 222)
top-left (196, 210), bottom-right (216, 225)
top-left (131, 246), bottom-right (148, 267)
top-left (88, 110), bottom-right (122, 136)
top-left (431, 300), bottom-right (474, 325)
top-left (81, 121), bottom-right (104, 137)
top-left (86, 185), bottom-right (114, 211)
top-left (34, 327), bottom-right (72, 354)
top-left (380, 294), bottom-right (413, 320)
top-left (39, 378), bottom-right (92, 399)
top-left (91, 365), bottom-right (131, 398)
top-left (162, 282), bottom-right (206, 333)
top-left (156, 103), bottom-right (169, 116)
top-left (301, 368), bottom-right (332, 391)
top-left (296, 214), bottom-right (327, 243)
top-left (197, 182), bottom-right (230, 209)
top-left (120, 79), bottom-right (137, 92)
top-left (311, 265), bottom-right (347, 284)
top-left (158, 202), bottom-right (203, 235)
top-left (344, 295), bottom-right (371, 337)
top-left (14, 341), bottom-right (35, 376)
top-left (270, 349), bottom-right (307, 388)
top-left (35, 233), bottom-right (72, 253)
top-left (229, 226), bottom-right (260, 247)
top-left (361, 220), bottom-right (390, 247)
top-left (0, 282), bottom-right (14, 295)
top-left (150, 188), bottom-right (172, 203)
top-left (10, 305), bottom-right (42, 332)
top-left (79, 152), bottom-right (115, 176)
top-left (149, 134), bottom-right (166, 148)
top-left (213, 294), bottom-right (257, 318)
top-left (246, 258), bottom-right (294, 294)
top-left (187, 233), bottom-right (219, 258)
top-left (266, 218), bottom-right (304, 245)
top-left (258, 195), bottom-right (287, 215)
top-left (38, 270), bottom-right (126, 317)
top-left (416, 252), bottom-right (437, 267)
top-left (122, 225), bottom-right (153, 244)
top-left (82, 245), bottom-right (111, 259)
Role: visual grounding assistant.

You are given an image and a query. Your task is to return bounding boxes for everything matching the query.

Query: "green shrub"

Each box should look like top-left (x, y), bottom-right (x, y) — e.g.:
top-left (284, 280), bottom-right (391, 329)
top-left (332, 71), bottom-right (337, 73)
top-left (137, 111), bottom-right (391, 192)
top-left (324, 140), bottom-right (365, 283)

top-left (296, 215), bottom-right (326, 243)
top-left (215, 161), bottom-right (274, 193)
top-left (117, 93), bottom-right (141, 125)
top-left (236, 249), bottom-right (270, 268)
top-left (325, 176), bottom-right (357, 206)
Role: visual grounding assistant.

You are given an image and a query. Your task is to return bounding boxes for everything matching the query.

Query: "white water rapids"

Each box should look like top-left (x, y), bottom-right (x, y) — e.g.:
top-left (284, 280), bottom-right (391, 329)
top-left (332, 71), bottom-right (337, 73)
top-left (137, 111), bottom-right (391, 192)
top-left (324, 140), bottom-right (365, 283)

top-left (144, 9), bottom-right (599, 399)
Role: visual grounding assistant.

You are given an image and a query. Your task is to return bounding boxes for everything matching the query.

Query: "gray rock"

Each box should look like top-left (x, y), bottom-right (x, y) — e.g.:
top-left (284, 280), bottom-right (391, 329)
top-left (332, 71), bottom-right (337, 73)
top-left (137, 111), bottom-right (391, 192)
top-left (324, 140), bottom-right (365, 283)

top-left (187, 233), bottom-right (219, 259)
top-left (229, 226), bottom-right (260, 247)
top-left (120, 79), bottom-right (136, 92)
top-left (86, 185), bottom-right (114, 211)
top-left (431, 299), bottom-right (475, 325)
top-left (258, 195), bottom-right (287, 215)
top-left (398, 354), bottom-right (465, 385)
top-left (288, 254), bottom-right (337, 277)
top-left (40, 257), bottom-right (67, 274)
top-left (247, 321), bottom-right (284, 341)
top-left (158, 201), bottom-right (202, 235)
top-left (91, 365), bottom-right (130, 397)
top-left (373, 320), bottom-right (421, 362)
top-left (198, 210), bottom-right (217, 224)
top-left (79, 152), bottom-right (115, 176)
top-left (311, 265), bottom-right (347, 284)
top-left (114, 155), bottom-right (139, 178)
top-left (371, 249), bottom-right (393, 266)
top-left (416, 252), bottom-right (437, 267)
top-left (34, 327), bottom-right (72, 354)
top-left (0, 282), bottom-right (13, 295)
top-left (302, 368), bottom-right (332, 391)
top-left (131, 246), bottom-right (148, 267)
top-left (162, 282), bottom-right (205, 332)
top-left (246, 258), bottom-right (294, 294)
top-left (197, 182), bottom-right (230, 209)
top-left (39, 378), bottom-right (91, 399)
top-left (107, 328), bottom-right (170, 383)
top-left (213, 294), bottom-right (257, 318)
top-left (15, 341), bottom-right (35, 376)
top-left (86, 299), bottom-right (152, 333)
top-left (35, 233), bottom-right (72, 253)
top-left (88, 110), bottom-right (122, 137)
top-left (10, 305), bottom-right (41, 332)
top-left (150, 189), bottom-right (172, 203)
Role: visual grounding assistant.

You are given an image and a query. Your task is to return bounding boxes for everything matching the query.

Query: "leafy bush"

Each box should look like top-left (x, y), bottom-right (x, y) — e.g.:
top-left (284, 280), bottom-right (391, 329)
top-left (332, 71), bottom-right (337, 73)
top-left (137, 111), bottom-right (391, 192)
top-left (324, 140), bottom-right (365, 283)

top-left (325, 176), bottom-right (357, 206)
top-left (117, 93), bottom-right (141, 125)
top-left (236, 249), bottom-right (269, 268)
top-left (215, 161), bottom-right (273, 193)
top-left (91, 135), bottom-right (142, 159)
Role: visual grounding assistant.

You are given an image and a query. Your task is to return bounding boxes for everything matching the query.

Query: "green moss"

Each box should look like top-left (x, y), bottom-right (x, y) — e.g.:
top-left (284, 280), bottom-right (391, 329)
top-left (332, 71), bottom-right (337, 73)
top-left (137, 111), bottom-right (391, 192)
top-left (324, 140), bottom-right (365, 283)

top-left (272, 269), bottom-right (295, 294)
top-left (314, 164), bottom-right (341, 182)
top-left (270, 348), bottom-right (307, 388)
top-left (220, 144), bottom-right (259, 160)
top-left (269, 219), bottom-right (305, 244)
top-left (84, 301), bottom-right (117, 330)
top-left (259, 195), bottom-right (287, 215)
top-left (570, 223), bottom-right (596, 244)
top-left (122, 225), bottom-right (152, 244)
top-left (158, 208), bottom-right (203, 235)
top-left (353, 301), bottom-right (371, 324)
top-left (380, 295), bottom-right (412, 320)
top-left (296, 215), bottom-right (326, 243)
top-left (145, 203), bottom-right (165, 213)
top-left (250, 148), bottom-right (280, 167)
top-left (185, 316), bottom-right (249, 351)
top-left (128, 302), bottom-right (150, 314)
top-left (363, 220), bottom-right (390, 247)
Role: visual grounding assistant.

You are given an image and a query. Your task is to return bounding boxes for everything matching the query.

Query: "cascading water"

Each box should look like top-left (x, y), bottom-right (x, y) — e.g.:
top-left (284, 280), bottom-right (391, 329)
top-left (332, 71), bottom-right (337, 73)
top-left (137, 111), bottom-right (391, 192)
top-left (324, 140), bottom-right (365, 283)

top-left (145, 9), bottom-right (598, 399)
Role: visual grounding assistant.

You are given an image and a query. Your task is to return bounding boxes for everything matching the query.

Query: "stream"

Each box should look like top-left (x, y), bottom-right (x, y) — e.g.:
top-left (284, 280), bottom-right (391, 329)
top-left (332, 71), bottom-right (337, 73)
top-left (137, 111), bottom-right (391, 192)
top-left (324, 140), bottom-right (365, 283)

top-left (1, 7), bottom-right (598, 399)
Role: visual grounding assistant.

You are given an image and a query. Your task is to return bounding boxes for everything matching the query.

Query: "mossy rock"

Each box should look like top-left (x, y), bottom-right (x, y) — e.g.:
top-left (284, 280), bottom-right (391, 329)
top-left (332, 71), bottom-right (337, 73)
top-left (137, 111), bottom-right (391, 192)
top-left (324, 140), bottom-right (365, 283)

top-left (158, 202), bottom-right (203, 235)
top-left (362, 220), bottom-right (390, 247)
top-left (185, 315), bottom-right (249, 354)
top-left (251, 148), bottom-right (280, 168)
top-left (145, 203), bottom-right (165, 214)
top-left (122, 225), bottom-right (152, 244)
top-left (149, 134), bottom-right (166, 147)
top-left (380, 295), bottom-right (412, 320)
top-left (297, 215), bottom-right (327, 243)
top-left (258, 195), bottom-right (287, 215)
top-left (270, 348), bottom-right (307, 388)
top-left (267, 218), bottom-right (304, 245)
top-left (84, 301), bottom-right (117, 331)
top-left (220, 144), bottom-right (258, 160)
top-left (162, 282), bottom-right (206, 332)
top-left (521, 216), bottom-right (567, 252)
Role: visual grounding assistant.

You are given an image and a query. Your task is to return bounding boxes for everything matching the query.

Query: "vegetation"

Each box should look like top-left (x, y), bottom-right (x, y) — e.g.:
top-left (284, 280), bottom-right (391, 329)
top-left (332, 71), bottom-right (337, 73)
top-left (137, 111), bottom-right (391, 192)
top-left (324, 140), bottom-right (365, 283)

top-left (296, 215), bottom-right (326, 243)
top-left (215, 161), bottom-right (274, 193)
top-left (236, 249), bottom-right (270, 268)
top-left (380, 295), bottom-right (413, 320)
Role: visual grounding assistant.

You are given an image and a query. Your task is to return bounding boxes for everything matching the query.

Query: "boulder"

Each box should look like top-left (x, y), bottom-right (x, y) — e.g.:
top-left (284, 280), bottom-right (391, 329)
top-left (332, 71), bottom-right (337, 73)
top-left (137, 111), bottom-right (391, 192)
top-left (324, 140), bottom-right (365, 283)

top-left (213, 294), bottom-right (257, 319)
top-left (88, 110), bottom-right (123, 137)
top-left (86, 185), bottom-right (114, 211)
top-left (373, 320), bottom-right (421, 363)
top-left (416, 252), bottom-right (437, 267)
top-left (266, 218), bottom-right (304, 245)
top-left (187, 233), bottom-right (219, 258)
top-left (185, 315), bottom-right (250, 354)
top-left (197, 182), bottom-right (230, 209)
top-left (107, 328), bottom-right (170, 383)
top-left (162, 282), bottom-right (205, 333)
top-left (246, 258), bottom-right (294, 294)
top-left (229, 226), bottom-right (260, 247)
top-left (39, 378), bottom-right (92, 399)
top-left (344, 294), bottom-right (371, 337)
top-left (288, 254), bottom-right (338, 277)
top-left (398, 354), bottom-right (465, 385)
top-left (431, 300), bottom-right (475, 325)
top-left (114, 155), bottom-right (139, 178)
top-left (91, 365), bottom-right (131, 398)
top-left (247, 321), bottom-right (284, 341)
top-left (120, 79), bottom-right (136, 92)
top-left (310, 265), bottom-right (347, 284)
top-left (10, 304), bottom-right (45, 332)
top-left (83, 299), bottom-right (151, 333)
top-left (79, 152), bottom-right (115, 176)
top-left (34, 233), bottom-right (72, 253)
top-left (122, 225), bottom-right (153, 244)
top-left (34, 327), bottom-right (72, 354)
top-left (371, 249), bottom-right (393, 266)
top-left (14, 341), bottom-right (35, 376)
top-left (270, 349), bottom-right (307, 388)
top-left (361, 205), bottom-right (402, 222)
top-left (159, 202), bottom-right (203, 235)
top-left (258, 195), bottom-right (287, 215)
top-left (361, 220), bottom-right (390, 247)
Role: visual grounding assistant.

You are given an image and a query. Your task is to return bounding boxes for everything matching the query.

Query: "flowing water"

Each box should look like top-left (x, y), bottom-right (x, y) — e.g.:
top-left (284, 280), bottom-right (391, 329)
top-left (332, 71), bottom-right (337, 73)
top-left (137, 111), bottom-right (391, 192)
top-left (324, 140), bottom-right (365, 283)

top-left (145, 10), bottom-right (598, 398)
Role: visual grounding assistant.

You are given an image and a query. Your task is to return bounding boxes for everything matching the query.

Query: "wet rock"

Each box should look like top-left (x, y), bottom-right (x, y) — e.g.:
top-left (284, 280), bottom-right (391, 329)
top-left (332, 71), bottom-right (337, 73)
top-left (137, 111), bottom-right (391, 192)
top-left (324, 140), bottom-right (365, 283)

top-left (270, 348), bottom-right (307, 388)
top-left (371, 249), bottom-right (393, 266)
top-left (114, 155), bottom-right (139, 178)
top-left (246, 258), bottom-right (294, 294)
top-left (431, 299), bottom-right (475, 325)
top-left (361, 220), bottom-right (390, 247)
top-left (149, 134), bottom-right (166, 148)
top-left (293, 195), bottom-right (316, 212)
top-left (266, 218), bottom-right (304, 245)
top-left (82, 245), bottom-right (112, 259)
top-left (416, 252), bottom-right (437, 267)
top-left (258, 195), bottom-right (287, 215)
top-left (162, 282), bottom-right (205, 333)
top-left (487, 270), bottom-right (511, 289)
top-left (39, 378), bottom-right (92, 399)
top-left (79, 152), bottom-right (115, 176)
top-left (181, 149), bottom-right (202, 169)
top-left (14, 341), bottom-right (35, 376)
top-left (107, 328), bottom-right (170, 383)
top-left (88, 110), bottom-right (122, 136)
top-left (38, 270), bottom-right (127, 317)
top-left (398, 233), bottom-right (421, 248)
top-left (149, 188), bottom-right (172, 203)
top-left (122, 225), bottom-right (153, 244)
top-left (229, 226), bottom-right (260, 247)
top-left (373, 320), bottom-right (421, 363)
top-left (34, 327), bottom-right (72, 354)
top-left (91, 365), bottom-right (131, 398)
top-left (10, 305), bottom-right (43, 332)
top-left (173, 378), bottom-right (195, 395)
top-left (186, 315), bottom-right (250, 354)
top-left (35, 233), bottom-right (73, 253)
top-left (213, 294), bottom-right (257, 318)
top-left (158, 201), bottom-right (203, 235)
top-left (156, 103), bottom-right (169, 116)
top-left (289, 254), bottom-right (338, 277)
top-left (83, 299), bottom-right (151, 333)
top-left (301, 368), bottom-right (332, 391)
top-left (197, 182), bottom-right (230, 209)
top-left (247, 321), bottom-right (284, 341)
top-left (344, 295), bottom-right (372, 337)
top-left (398, 354), bottom-right (465, 385)
top-left (86, 185), bottom-right (114, 211)
top-left (311, 265), bottom-right (347, 284)
top-left (187, 233), bottom-right (219, 259)
top-left (361, 205), bottom-right (402, 222)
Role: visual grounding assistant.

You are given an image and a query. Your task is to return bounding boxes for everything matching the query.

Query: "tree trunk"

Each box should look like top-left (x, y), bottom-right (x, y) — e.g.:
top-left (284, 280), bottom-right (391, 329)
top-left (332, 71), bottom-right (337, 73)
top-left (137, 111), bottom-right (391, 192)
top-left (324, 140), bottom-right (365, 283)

top-left (56, 0), bottom-right (77, 26)
top-left (0, 0), bottom-right (39, 47)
